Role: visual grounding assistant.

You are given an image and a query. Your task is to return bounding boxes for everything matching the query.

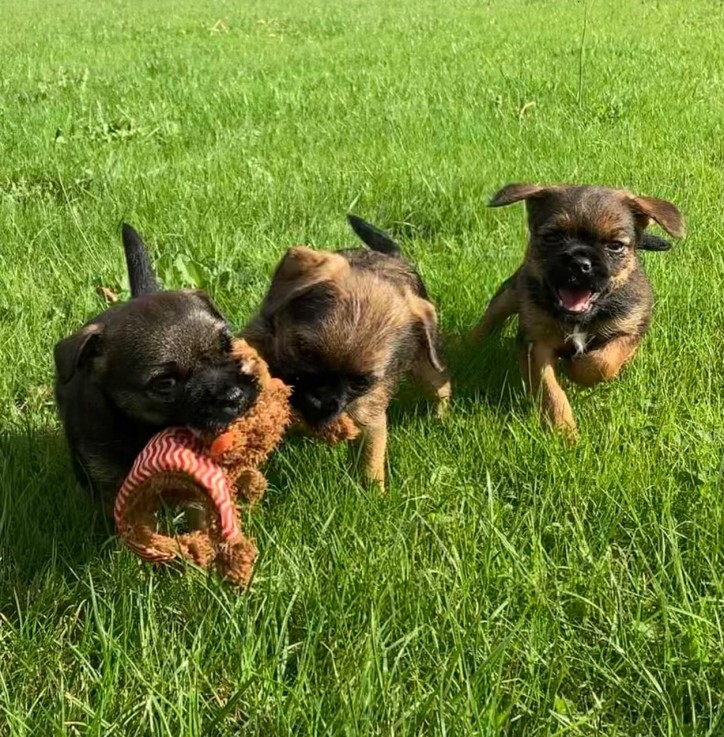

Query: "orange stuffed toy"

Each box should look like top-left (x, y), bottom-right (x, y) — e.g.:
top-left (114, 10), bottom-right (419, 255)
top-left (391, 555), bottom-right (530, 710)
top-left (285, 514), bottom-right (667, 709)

top-left (113, 338), bottom-right (360, 588)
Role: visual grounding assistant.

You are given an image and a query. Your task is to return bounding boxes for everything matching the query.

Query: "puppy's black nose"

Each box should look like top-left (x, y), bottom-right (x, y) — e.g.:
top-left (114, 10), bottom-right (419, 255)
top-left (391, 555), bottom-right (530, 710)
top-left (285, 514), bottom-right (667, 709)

top-left (219, 386), bottom-right (244, 405)
top-left (575, 256), bottom-right (592, 274)
top-left (565, 250), bottom-right (593, 276)
top-left (218, 385), bottom-right (245, 413)
top-left (306, 392), bottom-right (341, 415)
top-left (299, 389), bottom-right (344, 425)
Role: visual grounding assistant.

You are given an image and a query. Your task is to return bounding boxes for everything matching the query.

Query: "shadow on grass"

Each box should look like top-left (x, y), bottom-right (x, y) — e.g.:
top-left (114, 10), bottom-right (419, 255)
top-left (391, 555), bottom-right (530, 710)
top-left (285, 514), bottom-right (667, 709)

top-left (0, 428), bottom-right (112, 606)
top-left (391, 328), bottom-right (524, 421)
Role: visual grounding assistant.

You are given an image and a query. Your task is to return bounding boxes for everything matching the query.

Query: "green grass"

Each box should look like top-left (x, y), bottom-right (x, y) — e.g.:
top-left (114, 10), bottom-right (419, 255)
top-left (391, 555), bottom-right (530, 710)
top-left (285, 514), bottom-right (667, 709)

top-left (2, 0), bottom-right (724, 733)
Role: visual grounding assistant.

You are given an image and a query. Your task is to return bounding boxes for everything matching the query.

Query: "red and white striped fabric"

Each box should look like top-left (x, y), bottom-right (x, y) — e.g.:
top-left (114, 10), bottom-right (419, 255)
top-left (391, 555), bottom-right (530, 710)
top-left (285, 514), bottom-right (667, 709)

top-left (114, 427), bottom-right (240, 555)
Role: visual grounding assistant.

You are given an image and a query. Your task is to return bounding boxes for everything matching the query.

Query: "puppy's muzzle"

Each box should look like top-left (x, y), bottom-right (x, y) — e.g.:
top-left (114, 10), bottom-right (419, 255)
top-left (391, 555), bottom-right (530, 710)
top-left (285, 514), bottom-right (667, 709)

top-left (549, 245), bottom-right (610, 315)
top-left (561, 247), bottom-right (598, 284)
top-left (188, 369), bottom-right (260, 432)
top-left (293, 386), bottom-right (346, 427)
top-left (217, 385), bottom-right (252, 420)
top-left (566, 251), bottom-right (592, 277)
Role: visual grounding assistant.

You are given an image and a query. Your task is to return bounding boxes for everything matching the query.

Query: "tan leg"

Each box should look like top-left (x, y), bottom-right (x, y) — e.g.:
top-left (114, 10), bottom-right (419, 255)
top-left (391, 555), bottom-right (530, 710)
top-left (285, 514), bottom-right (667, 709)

top-left (348, 386), bottom-right (391, 492)
top-left (473, 276), bottom-right (519, 339)
top-left (357, 418), bottom-right (388, 492)
top-left (412, 357), bottom-right (451, 418)
top-left (520, 341), bottom-right (577, 441)
top-left (563, 335), bottom-right (641, 388)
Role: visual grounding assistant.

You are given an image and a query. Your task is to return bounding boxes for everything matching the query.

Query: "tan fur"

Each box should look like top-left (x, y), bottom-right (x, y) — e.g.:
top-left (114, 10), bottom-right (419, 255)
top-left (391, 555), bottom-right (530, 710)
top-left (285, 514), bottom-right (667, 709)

top-left (262, 247), bottom-right (351, 316)
top-left (563, 334), bottom-right (641, 387)
top-left (477, 182), bottom-right (684, 437)
top-left (244, 244), bottom-right (449, 490)
top-left (520, 341), bottom-right (577, 441)
top-left (474, 270), bottom-right (521, 339)
top-left (609, 254), bottom-right (637, 291)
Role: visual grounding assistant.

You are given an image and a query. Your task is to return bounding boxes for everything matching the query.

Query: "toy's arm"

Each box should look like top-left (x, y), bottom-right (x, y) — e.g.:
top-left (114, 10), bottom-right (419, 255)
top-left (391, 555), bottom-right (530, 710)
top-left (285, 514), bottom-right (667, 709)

top-left (293, 413), bottom-right (360, 444)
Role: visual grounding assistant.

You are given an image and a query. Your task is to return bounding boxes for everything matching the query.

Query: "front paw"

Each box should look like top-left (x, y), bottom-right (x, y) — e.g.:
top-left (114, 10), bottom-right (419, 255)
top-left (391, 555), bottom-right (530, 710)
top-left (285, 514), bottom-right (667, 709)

top-left (555, 419), bottom-right (579, 446)
top-left (545, 412), bottom-right (579, 445)
top-left (435, 395), bottom-right (450, 420)
top-left (542, 402), bottom-right (578, 445)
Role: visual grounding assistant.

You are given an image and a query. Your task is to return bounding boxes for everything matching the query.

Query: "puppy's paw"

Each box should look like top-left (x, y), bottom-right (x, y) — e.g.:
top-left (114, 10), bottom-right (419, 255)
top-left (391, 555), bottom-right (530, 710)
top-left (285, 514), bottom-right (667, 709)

top-left (542, 404), bottom-right (579, 445)
top-left (544, 416), bottom-right (579, 447)
top-left (364, 474), bottom-right (386, 496)
top-left (549, 418), bottom-right (579, 446)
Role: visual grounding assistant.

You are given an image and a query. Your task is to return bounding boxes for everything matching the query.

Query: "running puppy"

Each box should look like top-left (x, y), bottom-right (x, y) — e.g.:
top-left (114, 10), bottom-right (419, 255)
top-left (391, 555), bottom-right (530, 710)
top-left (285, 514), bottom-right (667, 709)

top-left (54, 225), bottom-right (258, 512)
top-left (244, 215), bottom-right (450, 489)
top-left (475, 183), bottom-right (684, 439)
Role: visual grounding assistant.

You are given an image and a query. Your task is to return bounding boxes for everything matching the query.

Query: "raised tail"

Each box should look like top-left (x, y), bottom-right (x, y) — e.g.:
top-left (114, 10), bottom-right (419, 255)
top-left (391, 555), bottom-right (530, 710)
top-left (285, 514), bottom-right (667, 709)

top-left (121, 223), bottom-right (159, 296)
top-left (347, 214), bottom-right (401, 257)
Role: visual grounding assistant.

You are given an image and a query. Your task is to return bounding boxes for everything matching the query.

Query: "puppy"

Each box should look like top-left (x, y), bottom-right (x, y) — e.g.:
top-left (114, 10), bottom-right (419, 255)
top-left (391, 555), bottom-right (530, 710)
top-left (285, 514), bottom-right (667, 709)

top-left (475, 183), bottom-right (684, 438)
top-left (244, 215), bottom-right (450, 488)
top-left (54, 224), bottom-right (259, 512)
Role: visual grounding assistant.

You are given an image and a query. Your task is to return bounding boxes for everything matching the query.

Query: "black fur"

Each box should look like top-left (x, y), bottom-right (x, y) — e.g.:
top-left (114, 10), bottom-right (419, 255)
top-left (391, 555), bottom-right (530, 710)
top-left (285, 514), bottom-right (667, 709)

top-left (347, 214), bottom-right (402, 257)
top-left (54, 225), bottom-right (250, 512)
top-left (638, 233), bottom-right (672, 251)
top-left (122, 223), bottom-right (159, 296)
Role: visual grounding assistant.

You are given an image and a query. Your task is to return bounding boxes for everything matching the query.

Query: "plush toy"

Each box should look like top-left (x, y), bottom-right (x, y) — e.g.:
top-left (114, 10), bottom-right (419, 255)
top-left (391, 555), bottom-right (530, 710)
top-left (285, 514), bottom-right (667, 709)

top-left (113, 339), bottom-right (292, 588)
top-left (299, 412), bottom-right (360, 445)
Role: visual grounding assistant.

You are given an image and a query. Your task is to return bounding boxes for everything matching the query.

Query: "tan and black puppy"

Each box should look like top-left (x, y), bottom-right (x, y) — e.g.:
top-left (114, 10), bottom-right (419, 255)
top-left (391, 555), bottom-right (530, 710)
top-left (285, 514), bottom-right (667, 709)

top-left (55, 225), bottom-right (259, 512)
top-left (475, 183), bottom-right (684, 439)
top-left (244, 215), bottom-right (450, 488)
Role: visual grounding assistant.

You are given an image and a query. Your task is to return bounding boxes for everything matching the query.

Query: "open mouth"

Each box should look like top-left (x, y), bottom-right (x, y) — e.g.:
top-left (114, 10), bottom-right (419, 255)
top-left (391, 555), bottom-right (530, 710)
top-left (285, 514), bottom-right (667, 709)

top-left (557, 288), bottom-right (598, 314)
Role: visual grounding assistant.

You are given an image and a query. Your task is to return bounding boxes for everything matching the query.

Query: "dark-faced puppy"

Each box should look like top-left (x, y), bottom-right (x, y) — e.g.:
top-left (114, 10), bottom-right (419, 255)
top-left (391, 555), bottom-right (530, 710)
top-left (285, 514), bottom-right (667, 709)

top-left (244, 215), bottom-right (450, 489)
top-left (475, 183), bottom-right (684, 439)
top-left (54, 225), bottom-right (259, 512)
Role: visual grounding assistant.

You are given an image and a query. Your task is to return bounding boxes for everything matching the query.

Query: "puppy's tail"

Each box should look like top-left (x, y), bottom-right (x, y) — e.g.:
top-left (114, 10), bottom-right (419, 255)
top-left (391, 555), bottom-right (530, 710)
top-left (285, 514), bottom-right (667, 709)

top-left (122, 223), bottom-right (159, 296)
top-left (347, 214), bottom-right (401, 257)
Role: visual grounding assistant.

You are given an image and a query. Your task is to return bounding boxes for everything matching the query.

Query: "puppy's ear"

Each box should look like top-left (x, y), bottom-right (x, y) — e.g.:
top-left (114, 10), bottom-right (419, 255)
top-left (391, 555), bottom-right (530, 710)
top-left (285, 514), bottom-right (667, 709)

top-left (408, 295), bottom-right (445, 372)
top-left (347, 215), bottom-right (401, 257)
top-left (189, 290), bottom-right (225, 322)
top-left (264, 247), bottom-right (349, 315)
top-left (54, 324), bottom-right (104, 384)
top-left (638, 234), bottom-right (673, 252)
top-left (273, 246), bottom-right (347, 282)
top-left (489, 183), bottom-right (548, 207)
top-left (628, 195), bottom-right (685, 239)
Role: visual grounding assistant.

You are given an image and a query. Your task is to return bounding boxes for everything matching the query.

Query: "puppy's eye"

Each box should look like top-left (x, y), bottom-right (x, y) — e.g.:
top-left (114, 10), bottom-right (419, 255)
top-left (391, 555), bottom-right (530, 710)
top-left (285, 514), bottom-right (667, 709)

top-left (295, 344), bottom-right (318, 365)
top-left (540, 231), bottom-right (562, 247)
top-left (349, 375), bottom-right (374, 394)
top-left (147, 376), bottom-right (177, 399)
top-left (606, 240), bottom-right (627, 253)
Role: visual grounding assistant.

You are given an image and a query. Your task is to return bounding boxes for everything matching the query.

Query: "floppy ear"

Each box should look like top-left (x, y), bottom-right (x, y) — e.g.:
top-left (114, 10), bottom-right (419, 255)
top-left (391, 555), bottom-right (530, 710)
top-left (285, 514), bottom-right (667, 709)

top-left (54, 323), bottom-right (104, 384)
top-left (263, 247), bottom-right (349, 316)
top-left (628, 195), bottom-right (685, 239)
top-left (638, 233), bottom-right (673, 252)
top-left (408, 295), bottom-right (445, 372)
top-left (489, 183), bottom-right (548, 207)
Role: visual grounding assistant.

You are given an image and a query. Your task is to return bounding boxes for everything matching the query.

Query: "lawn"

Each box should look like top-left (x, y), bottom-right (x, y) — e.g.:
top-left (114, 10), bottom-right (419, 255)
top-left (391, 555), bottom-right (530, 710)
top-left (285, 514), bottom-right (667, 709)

top-left (1, 0), bottom-right (724, 734)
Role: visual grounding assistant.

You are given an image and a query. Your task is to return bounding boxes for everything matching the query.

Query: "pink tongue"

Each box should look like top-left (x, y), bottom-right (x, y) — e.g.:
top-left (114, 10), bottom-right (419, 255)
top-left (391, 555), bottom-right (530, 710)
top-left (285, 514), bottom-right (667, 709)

top-left (558, 288), bottom-right (592, 312)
